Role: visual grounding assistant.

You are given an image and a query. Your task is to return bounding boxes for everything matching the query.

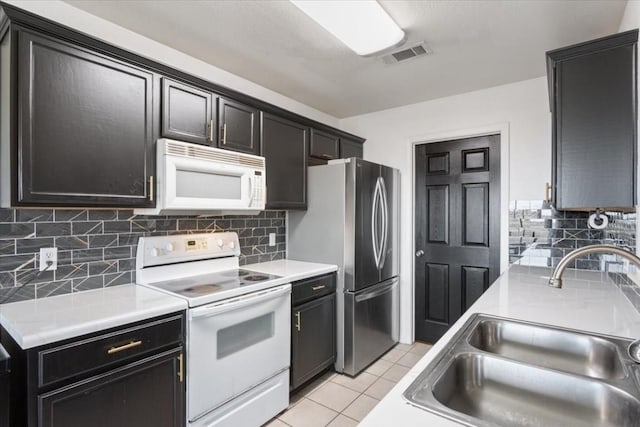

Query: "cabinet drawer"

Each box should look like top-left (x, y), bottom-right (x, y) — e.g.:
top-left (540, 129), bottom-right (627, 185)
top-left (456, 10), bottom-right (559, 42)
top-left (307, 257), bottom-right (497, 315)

top-left (292, 273), bottom-right (336, 306)
top-left (38, 314), bottom-right (183, 388)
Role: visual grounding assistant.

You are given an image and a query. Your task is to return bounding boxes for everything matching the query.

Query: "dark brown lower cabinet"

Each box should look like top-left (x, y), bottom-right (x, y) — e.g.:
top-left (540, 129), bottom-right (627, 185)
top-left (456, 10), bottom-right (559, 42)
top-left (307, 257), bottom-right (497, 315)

top-left (291, 292), bottom-right (336, 390)
top-left (39, 348), bottom-right (183, 427)
top-left (1, 312), bottom-right (185, 427)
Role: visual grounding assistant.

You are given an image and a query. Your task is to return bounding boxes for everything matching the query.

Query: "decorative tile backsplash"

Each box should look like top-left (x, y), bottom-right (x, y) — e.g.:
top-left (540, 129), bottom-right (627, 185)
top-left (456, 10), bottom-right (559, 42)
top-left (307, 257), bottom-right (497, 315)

top-left (509, 201), bottom-right (636, 270)
top-left (0, 209), bottom-right (286, 303)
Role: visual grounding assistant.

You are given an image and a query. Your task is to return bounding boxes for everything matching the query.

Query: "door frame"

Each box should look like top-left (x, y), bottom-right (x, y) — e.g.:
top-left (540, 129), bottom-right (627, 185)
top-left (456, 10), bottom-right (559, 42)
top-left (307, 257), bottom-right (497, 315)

top-left (410, 123), bottom-right (510, 342)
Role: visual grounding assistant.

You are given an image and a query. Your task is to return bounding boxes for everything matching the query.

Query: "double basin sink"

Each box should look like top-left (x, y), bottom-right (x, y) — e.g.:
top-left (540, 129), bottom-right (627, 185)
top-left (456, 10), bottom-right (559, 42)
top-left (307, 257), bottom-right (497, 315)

top-left (403, 314), bottom-right (640, 426)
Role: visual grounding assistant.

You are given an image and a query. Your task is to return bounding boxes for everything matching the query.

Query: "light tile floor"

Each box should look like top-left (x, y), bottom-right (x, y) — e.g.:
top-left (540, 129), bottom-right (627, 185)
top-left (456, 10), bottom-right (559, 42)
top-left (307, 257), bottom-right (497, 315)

top-left (264, 342), bottom-right (433, 427)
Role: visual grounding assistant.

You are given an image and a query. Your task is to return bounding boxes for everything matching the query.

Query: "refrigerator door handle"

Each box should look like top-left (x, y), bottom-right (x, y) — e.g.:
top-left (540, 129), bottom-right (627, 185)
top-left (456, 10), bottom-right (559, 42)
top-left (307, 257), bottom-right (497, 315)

top-left (355, 277), bottom-right (398, 302)
top-left (371, 178), bottom-right (382, 269)
top-left (378, 176), bottom-right (389, 270)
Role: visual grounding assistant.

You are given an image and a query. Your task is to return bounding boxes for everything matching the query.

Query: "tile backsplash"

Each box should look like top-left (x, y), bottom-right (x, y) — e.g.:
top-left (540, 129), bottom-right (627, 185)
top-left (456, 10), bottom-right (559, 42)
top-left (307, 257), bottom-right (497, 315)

top-left (0, 209), bottom-right (285, 303)
top-left (509, 201), bottom-right (636, 270)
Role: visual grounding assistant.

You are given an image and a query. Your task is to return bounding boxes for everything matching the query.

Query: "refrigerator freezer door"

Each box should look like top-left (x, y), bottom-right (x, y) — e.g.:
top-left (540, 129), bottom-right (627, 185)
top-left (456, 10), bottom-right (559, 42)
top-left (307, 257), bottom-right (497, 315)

top-left (343, 277), bottom-right (399, 376)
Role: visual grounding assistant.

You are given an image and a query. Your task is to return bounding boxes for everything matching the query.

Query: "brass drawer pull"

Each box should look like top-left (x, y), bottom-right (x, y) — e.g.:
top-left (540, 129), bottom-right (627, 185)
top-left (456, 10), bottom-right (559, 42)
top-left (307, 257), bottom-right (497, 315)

top-left (311, 285), bottom-right (326, 291)
top-left (107, 340), bottom-right (142, 355)
top-left (295, 311), bottom-right (301, 331)
top-left (178, 353), bottom-right (184, 383)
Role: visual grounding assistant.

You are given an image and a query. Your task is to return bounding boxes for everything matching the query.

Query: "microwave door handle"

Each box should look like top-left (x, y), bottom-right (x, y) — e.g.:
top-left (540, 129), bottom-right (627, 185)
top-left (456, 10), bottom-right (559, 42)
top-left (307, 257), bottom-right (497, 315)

top-left (189, 284), bottom-right (290, 319)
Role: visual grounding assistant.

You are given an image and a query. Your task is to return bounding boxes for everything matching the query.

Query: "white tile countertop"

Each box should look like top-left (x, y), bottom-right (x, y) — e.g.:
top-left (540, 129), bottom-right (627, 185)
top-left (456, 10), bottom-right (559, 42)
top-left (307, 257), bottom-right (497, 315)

top-left (0, 284), bottom-right (187, 349)
top-left (243, 259), bottom-right (337, 282)
top-left (360, 265), bottom-right (640, 426)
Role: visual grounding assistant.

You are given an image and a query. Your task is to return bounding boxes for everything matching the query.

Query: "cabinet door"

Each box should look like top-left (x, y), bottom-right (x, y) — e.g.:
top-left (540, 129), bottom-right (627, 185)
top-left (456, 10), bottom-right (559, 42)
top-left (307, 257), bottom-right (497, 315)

top-left (260, 112), bottom-right (308, 209)
top-left (291, 294), bottom-right (335, 390)
top-left (161, 78), bottom-right (214, 145)
top-left (309, 129), bottom-right (339, 161)
top-left (39, 348), bottom-right (184, 427)
top-left (551, 33), bottom-right (637, 210)
top-left (18, 31), bottom-right (154, 207)
top-left (340, 138), bottom-right (363, 159)
top-left (218, 97), bottom-right (260, 155)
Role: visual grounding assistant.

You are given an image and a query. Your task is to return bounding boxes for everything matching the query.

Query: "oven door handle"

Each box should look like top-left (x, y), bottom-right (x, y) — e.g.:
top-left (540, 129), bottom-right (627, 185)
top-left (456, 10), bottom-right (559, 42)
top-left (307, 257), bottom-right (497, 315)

top-left (189, 284), bottom-right (291, 319)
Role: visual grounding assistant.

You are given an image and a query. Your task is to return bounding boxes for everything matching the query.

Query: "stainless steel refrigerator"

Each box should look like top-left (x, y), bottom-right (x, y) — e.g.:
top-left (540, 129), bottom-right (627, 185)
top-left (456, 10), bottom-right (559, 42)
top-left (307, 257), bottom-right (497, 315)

top-left (288, 158), bottom-right (400, 376)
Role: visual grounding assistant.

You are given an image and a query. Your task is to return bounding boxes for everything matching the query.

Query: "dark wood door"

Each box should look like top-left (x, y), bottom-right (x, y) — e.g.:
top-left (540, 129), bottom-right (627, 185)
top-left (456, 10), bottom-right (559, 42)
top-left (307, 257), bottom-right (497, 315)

top-left (260, 112), bottom-right (308, 209)
top-left (17, 31), bottom-right (154, 207)
top-left (309, 129), bottom-right (339, 161)
top-left (161, 78), bottom-right (215, 145)
top-left (218, 97), bottom-right (260, 155)
top-left (414, 135), bottom-right (500, 342)
top-left (549, 31), bottom-right (637, 210)
top-left (291, 294), bottom-right (335, 390)
top-left (340, 138), bottom-right (363, 159)
top-left (38, 348), bottom-right (184, 427)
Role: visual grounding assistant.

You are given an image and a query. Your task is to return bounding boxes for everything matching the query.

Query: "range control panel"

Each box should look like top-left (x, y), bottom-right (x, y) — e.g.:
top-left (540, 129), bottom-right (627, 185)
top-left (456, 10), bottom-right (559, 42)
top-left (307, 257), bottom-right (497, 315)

top-left (136, 232), bottom-right (240, 268)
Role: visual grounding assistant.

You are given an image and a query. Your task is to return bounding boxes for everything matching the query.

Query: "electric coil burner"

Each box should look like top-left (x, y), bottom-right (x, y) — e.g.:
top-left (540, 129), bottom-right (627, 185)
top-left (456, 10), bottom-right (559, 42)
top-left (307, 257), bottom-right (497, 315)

top-left (135, 232), bottom-right (291, 427)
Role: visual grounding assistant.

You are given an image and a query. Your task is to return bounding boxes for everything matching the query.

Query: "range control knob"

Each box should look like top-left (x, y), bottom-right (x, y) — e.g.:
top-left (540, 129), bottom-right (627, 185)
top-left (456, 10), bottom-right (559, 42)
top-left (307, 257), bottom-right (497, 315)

top-left (217, 239), bottom-right (224, 248)
top-left (165, 243), bottom-right (174, 252)
top-left (228, 241), bottom-right (236, 249)
top-left (150, 248), bottom-right (159, 257)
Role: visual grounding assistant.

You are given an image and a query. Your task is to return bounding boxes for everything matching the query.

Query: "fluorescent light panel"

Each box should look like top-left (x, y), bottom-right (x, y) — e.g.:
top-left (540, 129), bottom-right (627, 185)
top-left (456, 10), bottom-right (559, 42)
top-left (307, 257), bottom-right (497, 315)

top-left (291, 0), bottom-right (405, 56)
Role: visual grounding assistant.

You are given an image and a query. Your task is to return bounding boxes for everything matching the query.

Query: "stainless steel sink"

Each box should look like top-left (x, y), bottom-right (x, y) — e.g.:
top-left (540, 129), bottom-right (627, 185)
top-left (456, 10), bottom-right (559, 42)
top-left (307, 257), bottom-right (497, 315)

top-left (468, 317), bottom-right (626, 379)
top-left (404, 314), bottom-right (640, 427)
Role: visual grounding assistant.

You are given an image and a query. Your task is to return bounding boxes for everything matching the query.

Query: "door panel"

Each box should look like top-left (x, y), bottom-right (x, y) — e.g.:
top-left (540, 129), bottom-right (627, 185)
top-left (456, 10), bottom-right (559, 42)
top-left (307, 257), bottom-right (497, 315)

top-left (353, 160), bottom-right (381, 291)
top-left (462, 266), bottom-right (489, 310)
top-left (414, 135), bottom-right (500, 342)
top-left (161, 78), bottom-right (214, 145)
top-left (425, 263), bottom-right (449, 324)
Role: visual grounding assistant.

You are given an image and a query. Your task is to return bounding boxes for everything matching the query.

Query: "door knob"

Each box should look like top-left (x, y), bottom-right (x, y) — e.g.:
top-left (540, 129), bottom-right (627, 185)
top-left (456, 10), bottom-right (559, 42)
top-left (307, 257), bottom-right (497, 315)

top-left (416, 250), bottom-right (424, 257)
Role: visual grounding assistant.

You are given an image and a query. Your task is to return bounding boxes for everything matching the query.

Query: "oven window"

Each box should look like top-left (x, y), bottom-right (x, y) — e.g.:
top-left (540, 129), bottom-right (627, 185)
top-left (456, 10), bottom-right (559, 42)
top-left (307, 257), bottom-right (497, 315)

top-left (217, 312), bottom-right (275, 359)
top-left (176, 169), bottom-right (242, 200)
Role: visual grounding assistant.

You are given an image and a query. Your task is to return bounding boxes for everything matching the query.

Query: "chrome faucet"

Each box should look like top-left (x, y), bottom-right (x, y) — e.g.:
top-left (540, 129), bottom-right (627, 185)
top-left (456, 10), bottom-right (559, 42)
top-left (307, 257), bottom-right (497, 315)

top-left (549, 244), bottom-right (640, 288)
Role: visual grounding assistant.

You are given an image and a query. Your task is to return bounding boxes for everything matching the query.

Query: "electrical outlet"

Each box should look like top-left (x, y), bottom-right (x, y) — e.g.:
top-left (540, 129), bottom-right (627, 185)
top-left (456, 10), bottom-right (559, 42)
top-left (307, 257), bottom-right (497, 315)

top-left (269, 233), bottom-right (276, 247)
top-left (39, 247), bottom-right (58, 271)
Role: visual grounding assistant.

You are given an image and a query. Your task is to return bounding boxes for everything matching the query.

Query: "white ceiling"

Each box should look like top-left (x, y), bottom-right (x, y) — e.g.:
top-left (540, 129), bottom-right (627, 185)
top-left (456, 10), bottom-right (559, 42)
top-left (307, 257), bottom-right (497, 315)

top-left (64, 0), bottom-right (627, 118)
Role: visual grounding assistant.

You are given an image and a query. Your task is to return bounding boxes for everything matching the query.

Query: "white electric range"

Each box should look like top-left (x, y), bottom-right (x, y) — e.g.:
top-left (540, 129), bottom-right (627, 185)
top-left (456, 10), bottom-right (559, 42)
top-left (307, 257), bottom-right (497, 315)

top-left (136, 232), bottom-right (291, 427)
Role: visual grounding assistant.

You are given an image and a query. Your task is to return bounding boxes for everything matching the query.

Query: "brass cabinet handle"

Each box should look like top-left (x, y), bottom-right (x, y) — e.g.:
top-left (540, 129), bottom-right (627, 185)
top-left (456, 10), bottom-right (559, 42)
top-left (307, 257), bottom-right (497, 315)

top-left (178, 353), bottom-right (183, 383)
top-left (222, 123), bottom-right (227, 145)
top-left (107, 340), bottom-right (142, 355)
top-left (544, 182), bottom-right (552, 204)
top-left (311, 285), bottom-right (325, 291)
top-left (149, 176), bottom-right (154, 202)
top-left (321, 154), bottom-right (333, 159)
top-left (295, 311), bottom-right (301, 331)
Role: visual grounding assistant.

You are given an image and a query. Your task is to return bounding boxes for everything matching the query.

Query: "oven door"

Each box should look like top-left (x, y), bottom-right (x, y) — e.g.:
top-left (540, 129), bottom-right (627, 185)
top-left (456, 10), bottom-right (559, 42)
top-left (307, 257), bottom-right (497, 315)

top-left (187, 284), bottom-right (291, 422)
top-left (164, 154), bottom-right (255, 210)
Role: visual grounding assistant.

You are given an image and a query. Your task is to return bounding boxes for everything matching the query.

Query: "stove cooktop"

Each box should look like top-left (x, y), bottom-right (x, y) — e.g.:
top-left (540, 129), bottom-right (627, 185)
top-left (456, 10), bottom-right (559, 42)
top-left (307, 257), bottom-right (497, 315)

top-left (144, 268), bottom-right (283, 303)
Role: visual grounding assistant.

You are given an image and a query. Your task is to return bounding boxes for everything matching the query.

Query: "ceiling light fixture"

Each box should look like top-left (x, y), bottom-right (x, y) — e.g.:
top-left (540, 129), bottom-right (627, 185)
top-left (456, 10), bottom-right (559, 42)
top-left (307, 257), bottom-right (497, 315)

top-left (290, 0), bottom-right (405, 56)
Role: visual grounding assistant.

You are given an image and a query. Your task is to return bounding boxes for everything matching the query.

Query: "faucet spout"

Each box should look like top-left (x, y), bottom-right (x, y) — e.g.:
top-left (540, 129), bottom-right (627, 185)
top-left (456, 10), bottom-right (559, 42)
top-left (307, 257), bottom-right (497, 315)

top-left (549, 244), bottom-right (640, 288)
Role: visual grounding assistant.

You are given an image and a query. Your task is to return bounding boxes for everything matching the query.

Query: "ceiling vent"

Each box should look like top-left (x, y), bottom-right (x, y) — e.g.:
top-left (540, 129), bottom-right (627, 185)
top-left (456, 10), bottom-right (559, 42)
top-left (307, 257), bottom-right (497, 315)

top-left (379, 41), bottom-right (433, 65)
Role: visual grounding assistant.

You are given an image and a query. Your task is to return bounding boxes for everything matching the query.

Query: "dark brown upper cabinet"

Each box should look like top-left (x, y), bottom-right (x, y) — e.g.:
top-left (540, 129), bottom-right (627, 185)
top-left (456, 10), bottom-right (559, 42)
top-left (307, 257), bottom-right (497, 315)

top-left (340, 137), bottom-right (363, 159)
top-left (218, 97), bottom-right (260, 155)
top-left (261, 112), bottom-right (308, 209)
top-left (12, 30), bottom-right (155, 207)
top-left (161, 78), bottom-right (215, 145)
top-left (309, 129), bottom-right (340, 161)
top-left (547, 30), bottom-right (638, 211)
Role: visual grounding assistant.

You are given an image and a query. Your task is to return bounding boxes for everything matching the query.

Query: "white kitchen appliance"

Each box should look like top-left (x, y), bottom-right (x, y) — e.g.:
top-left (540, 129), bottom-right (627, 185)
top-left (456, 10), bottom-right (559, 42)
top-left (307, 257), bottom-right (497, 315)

top-left (135, 139), bottom-right (266, 216)
top-left (136, 232), bottom-right (290, 427)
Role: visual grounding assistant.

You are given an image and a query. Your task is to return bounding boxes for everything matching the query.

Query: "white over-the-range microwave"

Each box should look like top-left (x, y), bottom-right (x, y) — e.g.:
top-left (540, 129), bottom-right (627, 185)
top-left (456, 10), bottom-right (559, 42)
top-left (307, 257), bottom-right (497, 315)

top-left (134, 139), bottom-right (266, 216)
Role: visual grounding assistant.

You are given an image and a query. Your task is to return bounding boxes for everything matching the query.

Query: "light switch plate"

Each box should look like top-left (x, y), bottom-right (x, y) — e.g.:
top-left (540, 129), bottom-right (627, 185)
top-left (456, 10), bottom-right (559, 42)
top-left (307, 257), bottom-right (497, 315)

top-left (269, 233), bottom-right (276, 247)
